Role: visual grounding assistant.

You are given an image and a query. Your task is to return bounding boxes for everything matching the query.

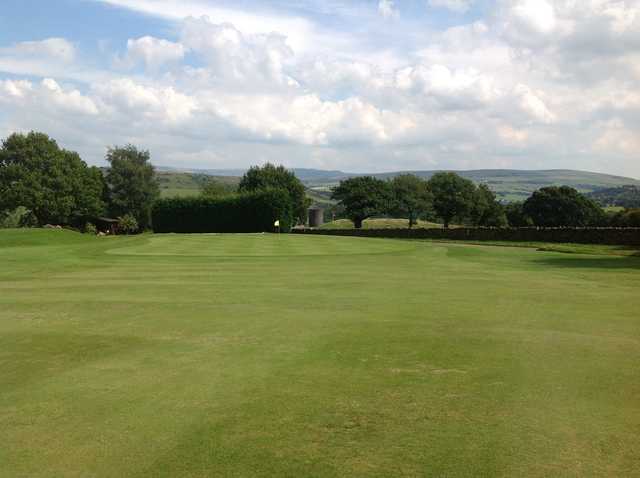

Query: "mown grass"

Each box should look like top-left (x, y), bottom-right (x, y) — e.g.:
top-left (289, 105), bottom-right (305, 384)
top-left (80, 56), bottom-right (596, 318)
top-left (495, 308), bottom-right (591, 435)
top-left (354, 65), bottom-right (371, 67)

top-left (1, 229), bottom-right (639, 477)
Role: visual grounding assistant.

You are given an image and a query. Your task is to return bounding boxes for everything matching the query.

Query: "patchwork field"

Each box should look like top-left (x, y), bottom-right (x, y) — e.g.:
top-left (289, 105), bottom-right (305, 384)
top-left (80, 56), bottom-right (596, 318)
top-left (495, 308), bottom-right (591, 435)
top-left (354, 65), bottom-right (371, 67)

top-left (1, 230), bottom-right (639, 477)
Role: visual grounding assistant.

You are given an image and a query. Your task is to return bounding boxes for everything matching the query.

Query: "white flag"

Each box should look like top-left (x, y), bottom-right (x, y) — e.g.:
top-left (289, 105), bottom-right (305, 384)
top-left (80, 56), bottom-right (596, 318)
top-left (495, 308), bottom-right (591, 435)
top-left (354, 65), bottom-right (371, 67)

top-left (274, 220), bottom-right (280, 227)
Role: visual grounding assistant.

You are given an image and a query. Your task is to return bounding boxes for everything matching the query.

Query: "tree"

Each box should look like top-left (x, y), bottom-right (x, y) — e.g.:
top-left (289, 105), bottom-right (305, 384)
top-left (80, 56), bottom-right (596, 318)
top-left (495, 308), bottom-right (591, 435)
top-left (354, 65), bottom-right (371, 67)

top-left (471, 184), bottom-right (507, 227)
top-left (0, 132), bottom-right (105, 225)
top-left (505, 201), bottom-right (533, 227)
top-left (427, 172), bottom-right (476, 228)
top-left (609, 208), bottom-right (640, 227)
top-left (523, 186), bottom-right (605, 227)
top-left (390, 174), bottom-right (432, 228)
top-left (105, 145), bottom-right (159, 231)
top-left (331, 176), bottom-right (390, 229)
top-left (238, 163), bottom-right (310, 224)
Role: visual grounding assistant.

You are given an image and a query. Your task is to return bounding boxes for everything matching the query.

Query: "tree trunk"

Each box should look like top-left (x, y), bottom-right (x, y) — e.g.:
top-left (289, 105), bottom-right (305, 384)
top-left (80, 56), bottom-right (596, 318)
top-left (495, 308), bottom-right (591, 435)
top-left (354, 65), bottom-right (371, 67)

top-left (354, 218), bottom-right (364, 229)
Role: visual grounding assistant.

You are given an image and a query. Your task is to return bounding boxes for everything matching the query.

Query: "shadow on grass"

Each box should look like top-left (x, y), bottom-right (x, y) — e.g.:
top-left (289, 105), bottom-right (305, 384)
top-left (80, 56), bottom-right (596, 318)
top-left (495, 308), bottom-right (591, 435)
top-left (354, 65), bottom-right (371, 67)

top-left (535, 255), bottom-right (640, 270)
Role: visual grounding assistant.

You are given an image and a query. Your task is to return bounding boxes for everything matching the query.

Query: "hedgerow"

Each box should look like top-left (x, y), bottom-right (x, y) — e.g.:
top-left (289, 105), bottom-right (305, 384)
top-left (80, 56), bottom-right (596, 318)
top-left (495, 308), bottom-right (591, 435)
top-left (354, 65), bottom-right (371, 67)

top-left (152, 188), bottom-right (292, 233)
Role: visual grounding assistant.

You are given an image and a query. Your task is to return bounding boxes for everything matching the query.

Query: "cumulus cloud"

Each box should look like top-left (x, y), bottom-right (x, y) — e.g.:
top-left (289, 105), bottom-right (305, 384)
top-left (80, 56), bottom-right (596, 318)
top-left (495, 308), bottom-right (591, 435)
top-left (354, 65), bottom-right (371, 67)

top-left (123, 36), bottom-right (186, 69)
top-left (180, 16), bottom-right (296, 89)
top-left (0, 78), bottom-right (98, 115)
top-left (1, 1), bottom-right (640, 176)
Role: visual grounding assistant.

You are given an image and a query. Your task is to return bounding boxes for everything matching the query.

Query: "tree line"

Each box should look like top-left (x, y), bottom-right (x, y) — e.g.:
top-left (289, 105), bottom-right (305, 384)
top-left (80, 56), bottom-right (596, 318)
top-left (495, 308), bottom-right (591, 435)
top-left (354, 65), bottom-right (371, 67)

top-left (0, 132), bottom-right (159, 232)
top-left (1, 131), bottom-right (638, 233)
top-left (0, 132), bottom-right (311, 233)
top-left (330, 174), bottom-right (640, 228)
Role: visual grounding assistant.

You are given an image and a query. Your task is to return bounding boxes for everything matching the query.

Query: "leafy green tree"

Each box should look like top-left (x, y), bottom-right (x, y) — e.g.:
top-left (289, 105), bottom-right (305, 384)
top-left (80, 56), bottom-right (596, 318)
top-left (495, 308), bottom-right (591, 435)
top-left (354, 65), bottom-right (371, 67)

top-left (523, 186), bottom-right (605, 227)
top-left (0, 132), bottom-right (105, 225)
top-left (390, 174), bottom-right (432, 228)
top-left (105, 145), bottom-right (159, 230)
top-left (609, 208), bottom-right (640, 227)
top-left (471, 184), bottom-right (507, 227)
top-left (239, 163), bottom-right (310, 223)
top-left (331, 176), bottom-right (390, 229)
top-left (505, 201), bottom-right (533, 227)
top-left (427, 172), bottom-right (476, 228)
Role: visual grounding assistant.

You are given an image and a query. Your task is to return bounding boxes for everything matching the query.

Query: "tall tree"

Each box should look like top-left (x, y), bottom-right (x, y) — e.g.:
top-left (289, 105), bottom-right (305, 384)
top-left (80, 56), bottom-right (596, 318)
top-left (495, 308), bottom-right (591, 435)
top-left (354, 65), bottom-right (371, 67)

top-left (105, 145), bottom-right (159, 230)
top-left (390, 174), bottom-right (432, 228)
top-left (331, 176), bottom-right (390, 229)
top-left (470, 184), bottom-right (507, 227)
top-left (427, 172), bottom-right (476, 228)
top-left (523, 186), bottom-right (605, 227)
top-left (238, 163), bottom-right (309, 223)
top-left (0, 132), bottom-right (105, 225)
top-left (505, 201), bottom-right (533, 227)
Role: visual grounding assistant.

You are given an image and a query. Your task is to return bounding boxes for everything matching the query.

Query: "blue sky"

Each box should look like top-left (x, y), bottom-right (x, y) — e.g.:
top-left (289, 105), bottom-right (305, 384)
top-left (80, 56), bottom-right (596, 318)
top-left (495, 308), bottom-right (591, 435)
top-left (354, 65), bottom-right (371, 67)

top-left (0, 0), bottom-right (639, 177)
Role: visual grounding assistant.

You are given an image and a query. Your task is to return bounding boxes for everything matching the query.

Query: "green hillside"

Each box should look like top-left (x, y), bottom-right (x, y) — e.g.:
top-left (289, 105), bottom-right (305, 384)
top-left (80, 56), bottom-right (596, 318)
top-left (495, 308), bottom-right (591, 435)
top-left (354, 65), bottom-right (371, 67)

top-left (305, 169), bottom-right (640, 202)
top-left (156, 168), bottom-right (640, 203)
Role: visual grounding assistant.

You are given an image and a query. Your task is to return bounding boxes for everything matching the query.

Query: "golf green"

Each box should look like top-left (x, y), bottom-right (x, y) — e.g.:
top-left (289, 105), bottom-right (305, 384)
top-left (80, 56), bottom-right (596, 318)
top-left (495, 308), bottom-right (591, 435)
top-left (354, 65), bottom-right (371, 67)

top-left (1, 229), bottom-right (639, 477)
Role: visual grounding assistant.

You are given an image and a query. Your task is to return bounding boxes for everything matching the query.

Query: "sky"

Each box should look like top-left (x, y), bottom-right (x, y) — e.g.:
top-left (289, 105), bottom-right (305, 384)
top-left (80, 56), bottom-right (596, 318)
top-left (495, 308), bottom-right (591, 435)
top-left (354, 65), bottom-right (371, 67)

top-left (0, 0), bottom-right (639, 177)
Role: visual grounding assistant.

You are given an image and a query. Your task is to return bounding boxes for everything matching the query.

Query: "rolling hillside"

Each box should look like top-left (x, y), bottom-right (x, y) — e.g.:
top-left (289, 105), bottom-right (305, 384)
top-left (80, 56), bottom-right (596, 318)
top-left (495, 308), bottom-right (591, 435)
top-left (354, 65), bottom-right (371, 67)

top-left (155, 167), bottom-right (640, 202)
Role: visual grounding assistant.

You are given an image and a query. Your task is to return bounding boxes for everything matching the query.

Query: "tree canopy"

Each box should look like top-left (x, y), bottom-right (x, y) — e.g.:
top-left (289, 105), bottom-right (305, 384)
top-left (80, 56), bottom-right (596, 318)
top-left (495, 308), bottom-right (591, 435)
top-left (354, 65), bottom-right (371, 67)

top-left (105, 145), bottom-right (159, 231)
top-left (523, 186), bottom-right (605, 227)
top-left (239, 163), bottom-right (309, 223)
top-left (0, 132), bottom-right (105, 225)
top-left (389, 174), bottom-right (432, 228)
top-left (331, 176), bottom-right (390, 229)
top-left (427, 172), bottom-right (477, 228)
top-left (470, 184), bottom-right (507, 227)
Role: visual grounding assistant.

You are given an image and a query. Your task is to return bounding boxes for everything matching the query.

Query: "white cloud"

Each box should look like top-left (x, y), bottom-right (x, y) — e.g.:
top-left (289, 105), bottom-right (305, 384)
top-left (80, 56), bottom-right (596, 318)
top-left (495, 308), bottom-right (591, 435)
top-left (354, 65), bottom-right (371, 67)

top-left (428, 0), bottom-right (475, 13)
top-left (3, 38), bottom-right (76, 63)
top-left (514, 84), bottom-right (556, 124)
top-left (124, 36), bottom-right (186, 69)
top-left (179, 16), bottom-right (296, 89)
top-left (93, 78), bottom-right (196, 123)
top-left (379, 0), bottom-right (399, 19)
top-left (1, 2), bottom-right (640, 177)
top-left (0, 78), bottom-right (98, 116)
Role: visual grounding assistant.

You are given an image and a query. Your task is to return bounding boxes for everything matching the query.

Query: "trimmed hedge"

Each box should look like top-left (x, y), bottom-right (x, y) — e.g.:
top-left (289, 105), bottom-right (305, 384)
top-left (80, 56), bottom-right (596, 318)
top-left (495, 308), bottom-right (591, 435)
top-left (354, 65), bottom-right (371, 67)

top-left (152, 189), bottom-right (293, 233)
top-left (293, 227), bottom-right (640, 246)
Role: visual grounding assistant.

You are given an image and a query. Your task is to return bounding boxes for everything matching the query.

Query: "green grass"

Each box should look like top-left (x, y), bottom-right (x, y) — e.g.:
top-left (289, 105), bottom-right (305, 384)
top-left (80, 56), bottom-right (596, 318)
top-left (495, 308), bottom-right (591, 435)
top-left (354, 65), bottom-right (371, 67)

top-left (1, 229), bottom-right (640, 477)
top-left (320, 218), bottom-right (444, 229)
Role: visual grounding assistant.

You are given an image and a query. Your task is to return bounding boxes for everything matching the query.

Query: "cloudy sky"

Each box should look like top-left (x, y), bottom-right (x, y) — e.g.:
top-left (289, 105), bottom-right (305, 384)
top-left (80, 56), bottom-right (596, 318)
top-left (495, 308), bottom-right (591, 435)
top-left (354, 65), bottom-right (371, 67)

top-left (0, 0), bottom-right (639, 176)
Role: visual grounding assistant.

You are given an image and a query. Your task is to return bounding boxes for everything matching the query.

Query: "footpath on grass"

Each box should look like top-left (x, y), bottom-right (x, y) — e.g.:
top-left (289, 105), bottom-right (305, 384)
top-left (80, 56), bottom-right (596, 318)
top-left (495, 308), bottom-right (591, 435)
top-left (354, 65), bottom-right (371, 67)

top-left (293, 226), bottom-right (640, 246)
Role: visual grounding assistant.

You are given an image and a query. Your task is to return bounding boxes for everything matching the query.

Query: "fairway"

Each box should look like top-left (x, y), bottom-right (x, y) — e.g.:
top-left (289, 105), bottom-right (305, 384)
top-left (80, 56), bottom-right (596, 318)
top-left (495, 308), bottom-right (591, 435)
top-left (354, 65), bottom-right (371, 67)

top-left (1, 230), bottom-right (639, 477)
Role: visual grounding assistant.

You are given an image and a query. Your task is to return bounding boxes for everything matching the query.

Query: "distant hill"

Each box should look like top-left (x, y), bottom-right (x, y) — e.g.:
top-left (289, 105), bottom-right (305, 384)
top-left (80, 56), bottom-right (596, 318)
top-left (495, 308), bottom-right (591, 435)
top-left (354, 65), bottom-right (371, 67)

top-left (155, 167), bottom-right (640, 202)
top-left (587, 185), bottom-right (640, 209)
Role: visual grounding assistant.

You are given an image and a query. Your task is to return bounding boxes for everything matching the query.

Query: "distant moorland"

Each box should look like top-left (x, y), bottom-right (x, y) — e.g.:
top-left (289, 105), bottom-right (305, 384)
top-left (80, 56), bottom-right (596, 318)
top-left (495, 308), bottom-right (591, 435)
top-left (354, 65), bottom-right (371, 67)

top-left (156, 167), bottom-right (640, 203)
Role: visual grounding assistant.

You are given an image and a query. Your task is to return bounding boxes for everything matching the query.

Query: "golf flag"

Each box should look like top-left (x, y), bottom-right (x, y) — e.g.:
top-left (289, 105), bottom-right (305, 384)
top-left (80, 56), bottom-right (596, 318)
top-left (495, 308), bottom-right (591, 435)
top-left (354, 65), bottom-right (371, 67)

top-left (274, 220), bottom-right (280, 227)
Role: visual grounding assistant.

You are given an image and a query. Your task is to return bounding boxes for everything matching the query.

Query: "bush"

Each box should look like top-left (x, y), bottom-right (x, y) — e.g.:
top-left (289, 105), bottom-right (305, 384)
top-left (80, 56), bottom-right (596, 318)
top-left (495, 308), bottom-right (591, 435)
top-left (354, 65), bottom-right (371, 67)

top-left (152, 188), bottom-right (293, 233)
top-left (0, 206), bottom-right (38, 228)
top-left (118, 214), bottom-right (139, 234)
top-left (84, 222), bottom-right (98, 235)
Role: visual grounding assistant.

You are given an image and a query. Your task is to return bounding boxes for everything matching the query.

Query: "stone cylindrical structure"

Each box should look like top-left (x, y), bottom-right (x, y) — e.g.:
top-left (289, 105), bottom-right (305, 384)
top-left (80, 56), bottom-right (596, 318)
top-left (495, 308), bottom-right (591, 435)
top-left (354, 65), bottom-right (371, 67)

top-left (308, 208), bottom-right (324, 228)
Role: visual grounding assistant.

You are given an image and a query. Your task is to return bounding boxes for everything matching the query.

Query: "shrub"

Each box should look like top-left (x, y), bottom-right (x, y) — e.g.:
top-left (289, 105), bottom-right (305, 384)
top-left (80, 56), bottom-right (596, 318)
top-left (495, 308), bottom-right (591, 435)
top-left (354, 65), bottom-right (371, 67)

top-left (0, 206), bottom-right (38, 228)
top-left (118, 214), bottom-right (139, 234)
top-left (84, 222), bottom-right (98, 235)
top-left (152, 188), bottom-right (293, 233)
